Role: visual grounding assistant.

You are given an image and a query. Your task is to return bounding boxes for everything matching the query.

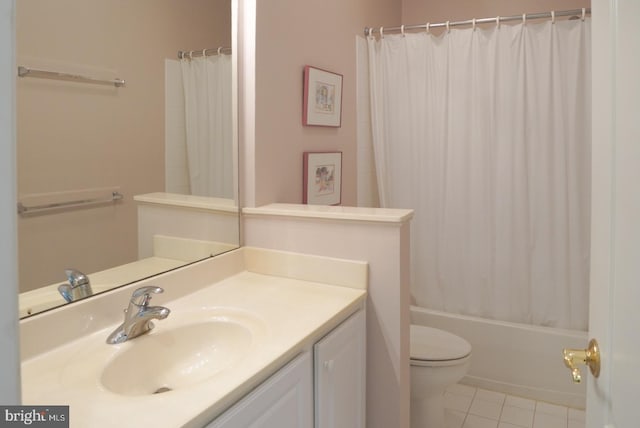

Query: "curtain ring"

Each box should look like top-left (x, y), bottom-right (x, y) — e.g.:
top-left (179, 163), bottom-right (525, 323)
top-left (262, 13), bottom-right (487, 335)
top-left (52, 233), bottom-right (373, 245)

top-left (581, 8), bottom-right (586, 21)
top-left (188, 50), bottom-right (193, 60)
top-left (496, 16), bottom-right (500, 29)
top-left (446, 20), bottom-right (450, 33)
top-left (522, 13), bottom-right (526, 25)
top-left (380, 26), bottom-right (384, 38)
top-left (218, 47), bottom-right (223, 55)
top-left (551, 11), bottom-right (555, 24)
top-left (472, 18), bottom-right (476, 31)
top-left (202, 49), bottom-right (207, 57)
top-left (426, 22), bottom-right (430, 34)
top-left (367, 27), bottom-right (372, 38)
top-left (400, 24), bottom-right (405, 37)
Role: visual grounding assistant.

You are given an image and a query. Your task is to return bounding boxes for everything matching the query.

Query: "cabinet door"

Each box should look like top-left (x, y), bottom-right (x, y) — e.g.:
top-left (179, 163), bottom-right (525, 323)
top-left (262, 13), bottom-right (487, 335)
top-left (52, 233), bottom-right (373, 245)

top-left (206, 351), bottom-right (313, 428)
top-left (314, 310), bottom-right (366, 428)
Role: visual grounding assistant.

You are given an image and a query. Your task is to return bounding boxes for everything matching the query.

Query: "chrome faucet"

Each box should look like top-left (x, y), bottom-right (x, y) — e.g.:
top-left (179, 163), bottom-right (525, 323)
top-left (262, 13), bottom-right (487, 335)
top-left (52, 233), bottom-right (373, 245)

top-left (58, 268), bottom-right (93, 303)
top-left (106, 286), bottom-right (170, 344)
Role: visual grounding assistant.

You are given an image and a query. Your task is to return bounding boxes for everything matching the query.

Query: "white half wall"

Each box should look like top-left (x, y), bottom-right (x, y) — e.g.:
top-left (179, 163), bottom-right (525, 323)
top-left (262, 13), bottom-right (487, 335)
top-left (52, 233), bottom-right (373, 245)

top-left (243, 203), bottom-right (413, 428)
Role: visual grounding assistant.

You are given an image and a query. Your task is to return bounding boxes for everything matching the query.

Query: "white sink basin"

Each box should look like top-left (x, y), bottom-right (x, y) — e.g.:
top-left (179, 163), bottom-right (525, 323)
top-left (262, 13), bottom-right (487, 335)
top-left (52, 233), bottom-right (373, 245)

top-left (53, 308), bottom-right (268, 399)
top-left (101, 320), bottom-right (255, 396)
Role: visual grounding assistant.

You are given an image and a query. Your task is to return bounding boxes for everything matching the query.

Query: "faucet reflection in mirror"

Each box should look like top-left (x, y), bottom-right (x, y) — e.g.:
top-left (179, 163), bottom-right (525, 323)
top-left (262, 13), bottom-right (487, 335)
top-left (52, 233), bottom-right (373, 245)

top-left (107, 286), bottom-right (171, 344)
top-left (57, 268), bottom-right (93, 303)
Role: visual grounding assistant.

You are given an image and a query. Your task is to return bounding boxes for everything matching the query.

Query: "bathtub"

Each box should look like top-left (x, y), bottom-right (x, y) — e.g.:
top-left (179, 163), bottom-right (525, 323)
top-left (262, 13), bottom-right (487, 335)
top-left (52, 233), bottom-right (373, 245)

top-left (410, 305), bottom-right (587, 409)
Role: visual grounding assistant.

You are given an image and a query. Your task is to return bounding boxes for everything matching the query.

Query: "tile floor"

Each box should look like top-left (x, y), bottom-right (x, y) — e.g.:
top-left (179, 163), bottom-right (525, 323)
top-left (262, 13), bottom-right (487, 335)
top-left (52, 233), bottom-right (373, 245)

top-left (443, 384), bottom-right (585, 428)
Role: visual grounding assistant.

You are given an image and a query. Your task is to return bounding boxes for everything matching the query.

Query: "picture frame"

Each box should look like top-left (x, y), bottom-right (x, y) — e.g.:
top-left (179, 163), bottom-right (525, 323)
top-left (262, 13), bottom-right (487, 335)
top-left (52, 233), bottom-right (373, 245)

top-left (302, 65), bottom-right (343, 127)
top-left (303, 152), bottom-right (342, 205)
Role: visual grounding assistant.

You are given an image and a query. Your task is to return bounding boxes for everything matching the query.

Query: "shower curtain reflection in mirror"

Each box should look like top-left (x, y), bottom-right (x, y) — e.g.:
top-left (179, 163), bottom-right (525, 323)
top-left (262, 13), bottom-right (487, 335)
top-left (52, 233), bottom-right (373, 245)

top-left (167, 54), bottom-right (233, 198)
top-left (366, 19), bottom-right (591, 330)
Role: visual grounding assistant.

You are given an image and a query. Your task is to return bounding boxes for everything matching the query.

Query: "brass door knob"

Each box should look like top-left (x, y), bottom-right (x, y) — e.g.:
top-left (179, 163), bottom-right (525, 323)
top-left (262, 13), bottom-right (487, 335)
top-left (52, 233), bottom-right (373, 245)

top-left (563, 339), bottom-right (600, 383)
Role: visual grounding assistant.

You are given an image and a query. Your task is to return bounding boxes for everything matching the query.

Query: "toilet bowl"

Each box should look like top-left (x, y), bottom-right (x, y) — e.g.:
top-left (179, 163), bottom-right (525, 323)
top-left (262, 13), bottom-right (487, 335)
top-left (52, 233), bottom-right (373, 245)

top-left (410, 325), bottom-right (472, 428)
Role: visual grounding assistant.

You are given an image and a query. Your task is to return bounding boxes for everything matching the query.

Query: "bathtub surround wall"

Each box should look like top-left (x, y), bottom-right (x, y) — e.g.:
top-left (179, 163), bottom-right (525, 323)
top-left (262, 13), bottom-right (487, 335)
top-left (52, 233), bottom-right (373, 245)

top-left (244, 204), bottom-right (413, 428)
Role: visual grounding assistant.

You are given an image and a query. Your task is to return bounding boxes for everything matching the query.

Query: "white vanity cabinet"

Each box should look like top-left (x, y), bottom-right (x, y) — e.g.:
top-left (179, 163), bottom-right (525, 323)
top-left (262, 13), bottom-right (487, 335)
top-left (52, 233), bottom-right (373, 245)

top-left (206, 351), bottom-right (314, 428)
top-left (314, 309), bottom-right (366, 428)
top-left (207, 309), bottom-right (366, 428)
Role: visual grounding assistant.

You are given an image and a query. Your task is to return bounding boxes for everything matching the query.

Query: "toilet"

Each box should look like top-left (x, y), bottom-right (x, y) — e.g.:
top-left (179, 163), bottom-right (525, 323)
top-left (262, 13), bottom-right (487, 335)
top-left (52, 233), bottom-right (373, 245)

top-left (410, 325), bottom-right (472, 428)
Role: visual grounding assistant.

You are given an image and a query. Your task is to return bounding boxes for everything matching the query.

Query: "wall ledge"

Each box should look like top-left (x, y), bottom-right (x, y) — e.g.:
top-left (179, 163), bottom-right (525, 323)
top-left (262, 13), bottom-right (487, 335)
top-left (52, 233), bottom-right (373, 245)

top-left (243, 203), bottom-right (413, 224)
top-left (134, 192), bottom-right (238, 213)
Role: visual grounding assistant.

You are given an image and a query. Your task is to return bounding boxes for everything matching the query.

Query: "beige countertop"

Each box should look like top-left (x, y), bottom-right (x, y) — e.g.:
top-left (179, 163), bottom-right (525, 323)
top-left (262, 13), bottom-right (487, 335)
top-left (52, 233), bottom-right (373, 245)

top-left (20, 247), bottom-right (367, 427)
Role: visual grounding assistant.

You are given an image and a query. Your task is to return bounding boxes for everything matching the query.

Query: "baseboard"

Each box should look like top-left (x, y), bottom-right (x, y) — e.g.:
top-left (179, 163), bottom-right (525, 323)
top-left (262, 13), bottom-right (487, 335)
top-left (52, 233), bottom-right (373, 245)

top-left (460, 375), bottom-right (586, 409)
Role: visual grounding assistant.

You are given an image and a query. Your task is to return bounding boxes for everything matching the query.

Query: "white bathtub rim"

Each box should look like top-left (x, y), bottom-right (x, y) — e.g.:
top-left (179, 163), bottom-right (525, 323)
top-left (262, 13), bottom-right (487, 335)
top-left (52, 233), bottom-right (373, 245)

top-left (410, 305), bottom-right (587, 337)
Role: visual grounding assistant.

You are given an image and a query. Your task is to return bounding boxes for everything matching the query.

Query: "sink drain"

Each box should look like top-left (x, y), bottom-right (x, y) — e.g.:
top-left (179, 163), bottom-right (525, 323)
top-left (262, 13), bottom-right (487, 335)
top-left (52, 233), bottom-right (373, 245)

top-left (153, 386), bottom-right (172, 394)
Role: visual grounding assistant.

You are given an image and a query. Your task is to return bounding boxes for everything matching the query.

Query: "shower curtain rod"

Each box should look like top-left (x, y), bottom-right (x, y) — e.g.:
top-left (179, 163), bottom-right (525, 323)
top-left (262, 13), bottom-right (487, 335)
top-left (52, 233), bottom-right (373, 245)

top-left (364, 7), bottom-right (590, 37)
top-left (177, 47), bottom-right (232, 60)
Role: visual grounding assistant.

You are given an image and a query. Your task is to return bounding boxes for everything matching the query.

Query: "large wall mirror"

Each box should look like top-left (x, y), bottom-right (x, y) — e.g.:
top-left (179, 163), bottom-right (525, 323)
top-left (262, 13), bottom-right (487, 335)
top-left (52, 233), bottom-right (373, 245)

top-left (16, 0), bottom-right (238, 318)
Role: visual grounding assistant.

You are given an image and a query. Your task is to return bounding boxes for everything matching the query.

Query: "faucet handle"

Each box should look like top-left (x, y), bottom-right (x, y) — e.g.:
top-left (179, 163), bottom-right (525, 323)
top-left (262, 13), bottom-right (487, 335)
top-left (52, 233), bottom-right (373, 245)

top-left (130, 286), bottom-right (164, 307)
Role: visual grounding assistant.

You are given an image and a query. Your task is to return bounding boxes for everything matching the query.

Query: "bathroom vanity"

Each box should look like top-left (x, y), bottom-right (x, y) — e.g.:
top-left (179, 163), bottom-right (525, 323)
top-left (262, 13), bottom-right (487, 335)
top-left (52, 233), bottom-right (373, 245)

top-left (20, 247), bottom-right (367, 428)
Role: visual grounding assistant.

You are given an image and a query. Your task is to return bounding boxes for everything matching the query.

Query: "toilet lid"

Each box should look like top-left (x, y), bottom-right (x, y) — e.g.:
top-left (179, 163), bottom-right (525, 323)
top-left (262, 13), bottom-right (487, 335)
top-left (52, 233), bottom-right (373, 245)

top-left (410, 325), bottom-right (472, 361)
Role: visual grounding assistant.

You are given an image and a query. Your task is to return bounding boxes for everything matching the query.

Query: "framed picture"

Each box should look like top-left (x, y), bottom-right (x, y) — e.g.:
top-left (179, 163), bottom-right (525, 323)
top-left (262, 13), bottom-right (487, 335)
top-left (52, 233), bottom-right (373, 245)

top-left (303, 66), bottom-right (343, 127)
top-left (303, 152), bottom-right (342, 205)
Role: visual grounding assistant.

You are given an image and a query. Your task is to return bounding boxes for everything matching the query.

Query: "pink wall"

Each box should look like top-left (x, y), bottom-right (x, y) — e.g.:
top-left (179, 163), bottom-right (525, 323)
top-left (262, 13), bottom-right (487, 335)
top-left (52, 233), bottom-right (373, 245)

top-left (253, 0), bottom-right (399, 207)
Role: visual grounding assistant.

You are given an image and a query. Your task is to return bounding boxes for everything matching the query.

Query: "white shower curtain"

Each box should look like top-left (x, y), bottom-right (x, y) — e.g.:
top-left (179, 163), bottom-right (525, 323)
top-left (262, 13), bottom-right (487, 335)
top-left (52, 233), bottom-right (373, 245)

top-left (181, 54), bottom-right (233, 198)
top-left (367, 19), bottom-right (591, 330)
